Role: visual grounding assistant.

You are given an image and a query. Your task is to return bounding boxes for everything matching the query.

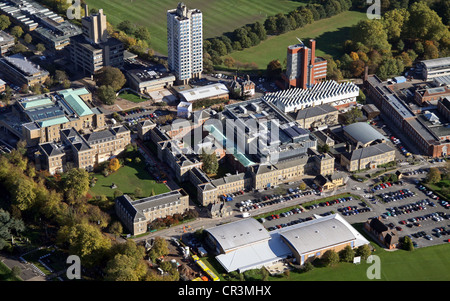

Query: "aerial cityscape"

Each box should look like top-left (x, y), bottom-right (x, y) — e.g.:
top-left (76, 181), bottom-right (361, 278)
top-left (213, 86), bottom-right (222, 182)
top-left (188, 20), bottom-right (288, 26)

top-left (0, 0), bottom-right (449, 289)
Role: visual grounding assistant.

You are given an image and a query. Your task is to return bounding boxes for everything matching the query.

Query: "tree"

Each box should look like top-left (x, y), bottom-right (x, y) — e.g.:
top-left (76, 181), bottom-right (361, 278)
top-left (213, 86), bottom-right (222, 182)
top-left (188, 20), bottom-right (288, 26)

top-left (10, 26), bottom-right (24, 38)
top-left (382, 8), bottom-right (409, 42)
top-left (62, 79), bottom-right (71, 89)
top-left (85, 205), bottom-right (110, 229)
top-left (404, 2), bottom-right (448, 42)
top-left (57, 222), bottom-right (111, 264)
top-left (266, 59), bottom-right (282, 80)
top-left (108, 158), bottom-right (121, 173)
top-left (376, 57), bottom-right (404, 80)
top-left (31, 84), bottom-right (42, 95)
top-left (11, 43), bottom-right (27, 54)
top-left (356, 244), bottom-right (371, 260)
top-left (299, 182), bottom-right (307, 191)
top-left (423, 41), bottom-right (439, 60)
top-left (223, 56), bottom-right (235, 68)
top-left (63, 168), bottom-right (90, 203)
top-left (148, 237), bottom-right (169, 262)
top-left (23, 33), bottom-right (32, 44)
top-left (0, 15), bottom-right (11, 31)
top-left (210, 38), bottom-right (227, 56)
top-left (117, 20), bottom-right (135, 35)
top-left (339, 245), bottom-right (355, 262)
top-left (134, 26), bottom-right (150, 41)
top-left (253, 21), bottom-right (267, 41)
top-left (104, 253), bottom-right (147, 281)
top-left (109, 221), bottom-right (123, 239)
top-left (36, 43), bottom-right (46, 53)
top-left (0, 209), bottom-right (25, 250)
top-left (344, 107), bottom-right (363, 124)
top-left (275, 14), bottom-right (291, 34)
top-left (11, 177), bottom-right (36, 211)
top-left (426, 167), bottom-right (441, 184)
top-left (95, 66), bottom-right (126, 91)
top-left (353, 19), bottom-right (391, 52)
top-left (402, 235), bottom-right (414, 251)
top-left (97, 85), bottom-right (117, 105)
top-left (201, 150), bottom-right (219, 175)
top-left (321, 250), bottom-right (339, 267)
top-left (54, 70), bottom-right (68, 83)
top-left (264, 16), bottom-right (277, 34)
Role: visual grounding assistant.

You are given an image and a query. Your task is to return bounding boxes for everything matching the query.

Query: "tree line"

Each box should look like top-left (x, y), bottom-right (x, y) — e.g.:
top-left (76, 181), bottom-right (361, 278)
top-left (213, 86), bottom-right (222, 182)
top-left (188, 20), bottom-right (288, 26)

top-left (0, 147), bottom-right (181, 280)
top-left (203, 0), bottom-right (353, 71)
top-left (338, 0), bottom-right (450, 80)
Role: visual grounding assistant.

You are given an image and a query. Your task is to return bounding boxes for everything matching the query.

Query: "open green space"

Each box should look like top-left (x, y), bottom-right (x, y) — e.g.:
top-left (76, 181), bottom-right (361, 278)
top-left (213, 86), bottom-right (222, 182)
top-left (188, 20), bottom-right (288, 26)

top-left (279, 243), bottom-right (450, 281)
top-left (202, 236), bottom-right (450, 281)
top-left (0, 261), bottom-right (21, 281)
top-left (89, 161), bottom-right (170, 198)
top-left (228, 10), bottom-right (367, 70)
top-left (85, 0), bottom-right (304, 54)
top-left (118, 91), bottom-right (148, 103)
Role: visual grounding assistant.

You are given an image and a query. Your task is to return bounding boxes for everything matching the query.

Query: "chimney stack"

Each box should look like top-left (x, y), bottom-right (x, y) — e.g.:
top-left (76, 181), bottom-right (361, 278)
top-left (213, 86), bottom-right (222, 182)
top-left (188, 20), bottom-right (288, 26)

top-left (85, 4), bottom-right (89, 17)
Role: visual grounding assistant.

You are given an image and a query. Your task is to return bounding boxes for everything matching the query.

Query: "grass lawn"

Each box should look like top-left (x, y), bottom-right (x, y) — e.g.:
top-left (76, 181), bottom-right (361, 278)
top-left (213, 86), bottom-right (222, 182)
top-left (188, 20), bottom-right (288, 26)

top-left (89, 161), bottom-right (170, 198)
top-left (85, 0), bottom-right (305, 54)
top-left (118, 91), bottom-right (148, 103)
top-left (203, 240), bottom-right (450, 281)
top-left (228, 10), bottom-right (367, 70)
top-left (0, 261), bottom-right (21, 281)
top-left (426, 179), bottom-right (449, 201)
top-left (276, 243), bottom-right (450, 281)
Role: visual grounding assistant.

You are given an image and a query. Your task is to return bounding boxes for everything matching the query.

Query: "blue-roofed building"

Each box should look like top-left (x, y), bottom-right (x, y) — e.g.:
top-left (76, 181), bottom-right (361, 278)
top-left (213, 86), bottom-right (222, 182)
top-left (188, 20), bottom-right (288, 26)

top-left (11, 88), bottom-right (105, 146)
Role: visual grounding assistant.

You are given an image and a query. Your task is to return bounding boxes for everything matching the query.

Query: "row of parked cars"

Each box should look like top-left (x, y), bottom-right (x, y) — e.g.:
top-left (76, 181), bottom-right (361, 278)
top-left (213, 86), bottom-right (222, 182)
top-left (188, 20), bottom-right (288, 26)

top-left (266, 216), bottom-right (314, 231)
top-left (260, 207), bottom-right (304, 223)
top-left (399, 211), bottom-right (448, 227)
top-left (417, 184), bottom-right (441, 200)
top-left (371, 180), bottom-right (406, 192)
top-left (338, 205), bottom-right (372, 216)
top-left (304, 196), bottom-right (354, 210)
top-left (378, 189), bottom-right (415, 203)
top-left (238, 189), bottom-right (314, 212)
top-left (384, 199), bottom-right (434, 217)
top-left (404, 168), bottom-right (428, 176)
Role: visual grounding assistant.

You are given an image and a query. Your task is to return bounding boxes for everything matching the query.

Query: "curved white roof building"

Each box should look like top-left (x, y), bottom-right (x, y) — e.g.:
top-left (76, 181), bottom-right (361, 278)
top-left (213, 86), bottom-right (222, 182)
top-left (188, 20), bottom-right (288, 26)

top-left (205, 214), bottom-right (369, 272)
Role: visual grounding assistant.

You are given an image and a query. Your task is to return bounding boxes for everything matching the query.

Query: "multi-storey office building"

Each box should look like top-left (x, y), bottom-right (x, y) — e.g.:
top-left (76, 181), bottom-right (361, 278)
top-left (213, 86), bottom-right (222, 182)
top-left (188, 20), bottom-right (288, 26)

top-left (167, 2), bottom-right (203, 84)
top-left (10, 88), bottom-right (105, 147)
top-left (37, 125), bottom-right (130, 174)
top-left (115, 189), bottom-right (189, 235)
top-left (364, 74), bottom-right (450, 157)
top-left (0, 54), bottom-right (49, 86)
top-left (70, 8), bottom-right (123, 75)
top-left (282, 39), bottom-right (327, 89)
top-left (418, 57), bottom-right (450, 81)
top-left (0, 0), bottom-right (82, 50)
top-left (264, 80), bottom-right (359, 113)
top-left (0, 30), bottom-right (15, 55)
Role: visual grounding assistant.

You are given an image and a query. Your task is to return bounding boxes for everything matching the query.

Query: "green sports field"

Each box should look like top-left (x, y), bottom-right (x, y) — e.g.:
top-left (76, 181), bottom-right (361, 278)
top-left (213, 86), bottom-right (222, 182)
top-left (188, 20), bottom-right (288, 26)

top-left (229, 10), bottom-right (367, 70)
top-left (85, 0), bottom-right (305, 55)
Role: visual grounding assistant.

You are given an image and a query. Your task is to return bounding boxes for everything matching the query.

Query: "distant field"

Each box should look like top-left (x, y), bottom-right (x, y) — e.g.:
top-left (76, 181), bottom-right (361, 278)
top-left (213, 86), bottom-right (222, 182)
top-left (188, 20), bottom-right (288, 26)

top-left (85, 0), bottom-right (305, 55)
top-left (228, 10), bottom-right (367, 70)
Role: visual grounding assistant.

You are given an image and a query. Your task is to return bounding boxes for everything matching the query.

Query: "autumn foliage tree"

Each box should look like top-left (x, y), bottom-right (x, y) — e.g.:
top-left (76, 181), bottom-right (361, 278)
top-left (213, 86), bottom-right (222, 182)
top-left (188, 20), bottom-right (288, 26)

top-left (109, 158), bottom-right (121, 173)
